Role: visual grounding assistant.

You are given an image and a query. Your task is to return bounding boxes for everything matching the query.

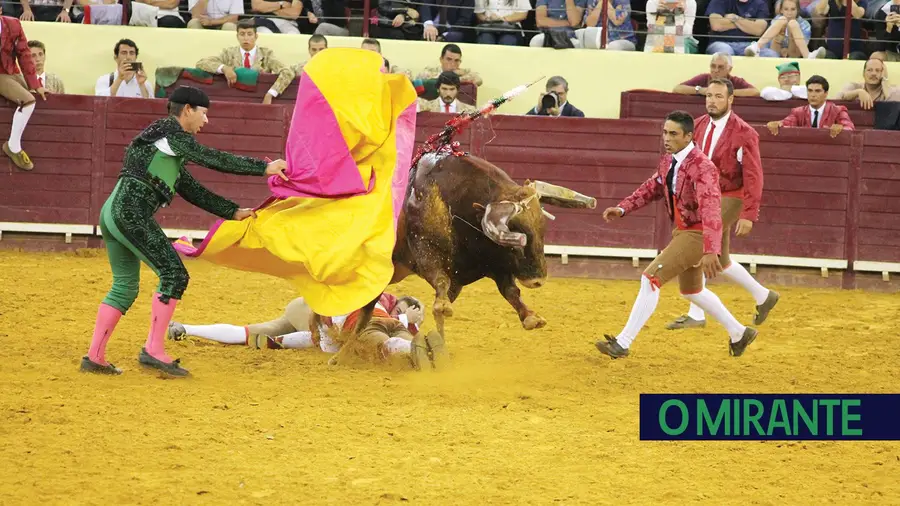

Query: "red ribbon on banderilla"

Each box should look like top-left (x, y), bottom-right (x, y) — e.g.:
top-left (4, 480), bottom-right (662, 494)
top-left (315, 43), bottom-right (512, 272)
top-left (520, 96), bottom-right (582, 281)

top-left (411, 76), bottom-right (545, 169)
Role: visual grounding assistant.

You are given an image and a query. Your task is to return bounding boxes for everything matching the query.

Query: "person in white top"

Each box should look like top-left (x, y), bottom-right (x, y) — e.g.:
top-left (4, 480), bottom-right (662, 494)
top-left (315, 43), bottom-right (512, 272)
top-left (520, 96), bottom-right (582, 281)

top-left (94, 39), bottom-right (153, 99)
top-left (473, 0), bottom-right (531, 45)
top-left (187, 0), bottom-right (243, 30)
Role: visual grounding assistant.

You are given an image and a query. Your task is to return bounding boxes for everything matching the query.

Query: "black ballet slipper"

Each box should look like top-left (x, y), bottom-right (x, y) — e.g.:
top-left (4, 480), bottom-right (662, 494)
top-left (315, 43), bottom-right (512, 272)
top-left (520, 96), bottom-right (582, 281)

top-left (80, 356), bottom-right (123, 375)
top-left (138, 348), bottom-right (191, 377)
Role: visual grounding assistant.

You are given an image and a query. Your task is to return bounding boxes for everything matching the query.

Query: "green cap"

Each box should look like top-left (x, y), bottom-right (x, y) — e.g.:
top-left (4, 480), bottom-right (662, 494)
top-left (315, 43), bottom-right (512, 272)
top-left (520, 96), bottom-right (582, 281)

top-left (777, 61), bottom-right (801, 76)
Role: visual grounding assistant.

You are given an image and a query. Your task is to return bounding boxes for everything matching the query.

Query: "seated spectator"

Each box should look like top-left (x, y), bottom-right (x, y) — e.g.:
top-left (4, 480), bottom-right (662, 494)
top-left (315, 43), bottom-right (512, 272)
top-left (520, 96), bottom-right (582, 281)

top-left (767, 75), bottom-right (855, 136)
top-left (577, 0), bottom-right (638, 50)
top-left (27, 40), bottom-right (65, 94)
top-left (815, 0), bottom-right (867, 59)
top-left (836, 57), bottom-right (900, 109)
top-left (17, 0), bottom-right (73, 22)
top-left (298, 0), bottom-right (350, 36)
top-left (360, 37), bottom-right (412, 77)
top-left (95, 39), bottom-right (153, 99)
top-left (872, 0), bottom-right (900, 62)
top-left (673, 52), bottom-right (759, 97)
top-left (187, 0), bottom-right (242, 30)
top-left (195, 19), bottom-right (295, 104)
top-left (745, 0), bottom-right (825, 58)
top-left (250, 0), bottom-right (302, 34)
top-left (705, 0), bottom-right (769, 56)
top-left (133, 0), bottom-right (187, 27)
top-left (418, 71), bottom-right (477, 113)
top-left (292, 34), bottom-right (327, 74)
top-left (526, 76), bottom-right (584, 117)
top-left (473, 0), bottom-right (530, 45)
top-left (371, 0), bottom-right (423, 40)
top-left (644, 0), bottom-right (698, 54)
top-left (760, 61), bottom-right (808, 100)
top-left (529, 0), bottom-right (586, 48)
top-left (422, 0), bottom-right (475, 43)
top-left (416, 43), bottom-right (483, 87)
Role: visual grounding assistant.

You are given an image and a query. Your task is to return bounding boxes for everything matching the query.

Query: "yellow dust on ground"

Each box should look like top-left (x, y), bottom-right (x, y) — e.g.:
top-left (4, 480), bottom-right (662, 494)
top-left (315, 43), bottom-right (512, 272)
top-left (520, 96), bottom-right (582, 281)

top-left (1, 249), bottom-right (899, 505)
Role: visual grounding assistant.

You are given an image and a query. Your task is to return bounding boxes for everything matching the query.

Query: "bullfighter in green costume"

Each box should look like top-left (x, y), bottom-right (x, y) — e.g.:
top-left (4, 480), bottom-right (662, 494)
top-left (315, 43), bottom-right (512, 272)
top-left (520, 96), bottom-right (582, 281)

top-left (81, 86), bottom-right (288, 377)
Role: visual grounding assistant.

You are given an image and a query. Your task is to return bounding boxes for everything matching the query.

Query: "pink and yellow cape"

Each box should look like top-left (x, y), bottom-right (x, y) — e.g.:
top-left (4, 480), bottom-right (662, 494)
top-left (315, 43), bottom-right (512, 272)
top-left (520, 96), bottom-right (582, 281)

top-left (173, 48), bottom-right (418, 317)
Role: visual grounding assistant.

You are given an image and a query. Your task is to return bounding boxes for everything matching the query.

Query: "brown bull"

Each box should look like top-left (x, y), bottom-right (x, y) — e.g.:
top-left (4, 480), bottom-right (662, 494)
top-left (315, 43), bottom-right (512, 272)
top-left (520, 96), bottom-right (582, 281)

top-left (389, 152), bottom-right (597, 337)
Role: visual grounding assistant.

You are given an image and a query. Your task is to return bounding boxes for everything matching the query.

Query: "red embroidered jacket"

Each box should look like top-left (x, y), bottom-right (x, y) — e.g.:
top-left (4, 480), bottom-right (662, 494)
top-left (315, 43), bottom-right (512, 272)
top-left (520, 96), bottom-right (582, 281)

top-left (0, 16), bottom-right (40, 91)
top-left (693, 112), bottom-right (764, 222)
top-left (781, 102), bottom-right (855, 130)
top-left (618, 145), bottom-right (724, 255)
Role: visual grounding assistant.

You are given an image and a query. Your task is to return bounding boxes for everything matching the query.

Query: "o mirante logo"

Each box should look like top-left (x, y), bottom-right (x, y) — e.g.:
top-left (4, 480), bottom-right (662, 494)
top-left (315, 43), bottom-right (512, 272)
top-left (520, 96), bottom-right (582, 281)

top-left (640, 394), bottom-right (900, 441)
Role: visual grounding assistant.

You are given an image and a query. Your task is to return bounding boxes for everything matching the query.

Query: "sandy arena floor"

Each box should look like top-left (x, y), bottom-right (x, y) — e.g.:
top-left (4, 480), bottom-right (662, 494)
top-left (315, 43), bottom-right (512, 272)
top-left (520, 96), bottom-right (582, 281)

top-left (1, 249), bottom-right (898, 505)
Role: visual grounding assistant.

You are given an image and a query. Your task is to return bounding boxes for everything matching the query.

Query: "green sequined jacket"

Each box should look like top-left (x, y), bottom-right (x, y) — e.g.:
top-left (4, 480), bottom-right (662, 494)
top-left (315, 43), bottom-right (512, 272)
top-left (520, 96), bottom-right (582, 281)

top-left (119, 116), bottom-right (269, 220)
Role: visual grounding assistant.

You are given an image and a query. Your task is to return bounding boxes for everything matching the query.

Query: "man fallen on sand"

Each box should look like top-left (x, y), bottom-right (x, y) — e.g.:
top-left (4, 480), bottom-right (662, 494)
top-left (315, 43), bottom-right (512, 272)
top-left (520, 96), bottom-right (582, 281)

top-left (168, 293), bottom-right (446, 370)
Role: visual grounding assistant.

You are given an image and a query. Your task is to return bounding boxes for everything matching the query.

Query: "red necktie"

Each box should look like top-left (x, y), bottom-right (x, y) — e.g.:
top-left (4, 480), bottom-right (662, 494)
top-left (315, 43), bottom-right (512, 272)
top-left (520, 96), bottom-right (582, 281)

top-left (444, 103), bottom-right (450, 113)
top-left (38, 76), bottom-right (44, 88)
top-left (703, 123), bottom-right (716, 156)
top-left (243, 52), bottom-right (251, 68)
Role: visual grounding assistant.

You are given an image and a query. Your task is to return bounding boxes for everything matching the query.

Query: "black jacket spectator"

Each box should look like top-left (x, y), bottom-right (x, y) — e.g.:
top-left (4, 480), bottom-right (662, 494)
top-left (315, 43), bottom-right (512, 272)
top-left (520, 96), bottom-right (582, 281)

top-left (526, 102), bottom-right (586, 117)
top-left (420, 0), bottom-right (477, 43)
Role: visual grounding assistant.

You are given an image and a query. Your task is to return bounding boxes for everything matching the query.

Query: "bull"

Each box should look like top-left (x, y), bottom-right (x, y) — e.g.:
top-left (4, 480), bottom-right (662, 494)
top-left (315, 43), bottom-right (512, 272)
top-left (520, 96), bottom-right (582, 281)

top-left (389, 151), bottom-right (597, 337)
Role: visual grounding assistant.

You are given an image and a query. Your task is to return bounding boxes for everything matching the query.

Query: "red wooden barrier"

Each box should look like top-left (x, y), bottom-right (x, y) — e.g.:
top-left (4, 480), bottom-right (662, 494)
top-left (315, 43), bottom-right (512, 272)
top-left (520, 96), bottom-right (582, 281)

top-left (156, 73), bottom-right (479, 106)
top-left (619, 90), bottom-right (875, 129)
top-left (1, 95), bottom-right (899, 290)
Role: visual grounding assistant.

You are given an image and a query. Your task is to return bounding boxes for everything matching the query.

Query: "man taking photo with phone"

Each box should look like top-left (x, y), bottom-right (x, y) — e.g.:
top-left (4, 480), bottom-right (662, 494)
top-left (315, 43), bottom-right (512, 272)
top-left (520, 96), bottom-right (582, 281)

top-left (94, 39), bottom-right (152, 99)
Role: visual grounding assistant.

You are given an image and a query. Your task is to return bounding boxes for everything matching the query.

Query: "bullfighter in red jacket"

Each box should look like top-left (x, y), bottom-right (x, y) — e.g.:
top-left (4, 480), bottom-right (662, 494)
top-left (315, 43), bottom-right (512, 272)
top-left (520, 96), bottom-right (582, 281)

top-left (666, 78), bottom-right (780, 331)
top-left (767, 75), bottom-right (855, 138)
top-left (0, 13), bottom-right (47, 171)
top-left (596, 110), bottom-right (758, 359)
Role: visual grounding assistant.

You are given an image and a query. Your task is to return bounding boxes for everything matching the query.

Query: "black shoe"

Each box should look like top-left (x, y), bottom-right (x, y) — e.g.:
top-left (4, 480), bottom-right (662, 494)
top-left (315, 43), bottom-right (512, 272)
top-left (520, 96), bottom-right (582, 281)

top-left (729, 328), bottom-right (758, 357)
top-left (138, 348), bottom-right (190, 377)
top-left (753, 291), bottom-right (780, 325)
top-left (80, 356), bottom-right (123, 375)
top-left (595, 334), bottom-right (630, 359)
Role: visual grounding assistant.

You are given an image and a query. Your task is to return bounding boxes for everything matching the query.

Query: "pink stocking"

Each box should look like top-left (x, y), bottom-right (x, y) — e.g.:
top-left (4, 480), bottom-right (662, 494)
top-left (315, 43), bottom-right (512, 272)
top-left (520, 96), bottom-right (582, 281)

top-left (144, 294), bottom-right (178, 363)
top-left (87, 303), bottom-right (123, 366)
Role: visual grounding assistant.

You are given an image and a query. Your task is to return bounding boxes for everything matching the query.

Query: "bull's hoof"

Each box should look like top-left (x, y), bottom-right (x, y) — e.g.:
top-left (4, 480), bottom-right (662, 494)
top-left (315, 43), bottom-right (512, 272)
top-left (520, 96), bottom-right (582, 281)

top-left (434, 300), bottom-right (454, 317)
top-left (522, 314), bottom-right (547, 330)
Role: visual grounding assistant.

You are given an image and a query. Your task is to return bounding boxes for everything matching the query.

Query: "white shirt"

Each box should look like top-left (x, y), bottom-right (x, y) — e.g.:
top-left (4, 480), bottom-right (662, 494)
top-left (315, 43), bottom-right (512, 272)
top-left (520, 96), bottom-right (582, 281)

top-left (669, 140), bottom-right (695, 193)
top-left (809, 103), bottom-right (825, 127)
top-left (474, 0), bottom-right (530, 19)
top-left (700, 111), bottom-right (743, 162)
top-left (760, 85), bottom-right (807, 101)
top-left (188, 0), bottom-right (243, 19)
top-left (438, 99), bottom-right (460, 113)
top-left (619, 141), bottom-right (695, 216)
top-left (95, 70), bottom-right (154, 98)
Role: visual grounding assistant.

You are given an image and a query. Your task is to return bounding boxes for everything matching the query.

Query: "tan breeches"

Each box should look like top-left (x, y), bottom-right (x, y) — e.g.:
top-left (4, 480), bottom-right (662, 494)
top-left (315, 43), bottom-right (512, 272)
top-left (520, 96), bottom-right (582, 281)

top-left (719, 197), bottom-right (743, 268)
top-left (247, 297), bottom-right (310, 336)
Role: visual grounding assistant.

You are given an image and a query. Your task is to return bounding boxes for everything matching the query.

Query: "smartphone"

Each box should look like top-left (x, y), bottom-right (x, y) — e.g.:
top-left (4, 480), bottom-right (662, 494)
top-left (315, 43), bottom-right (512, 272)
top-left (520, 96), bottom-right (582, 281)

top-left (892, 4), bottom-right (900, 13)
top-left (129, 61), bottom-right (143, 72)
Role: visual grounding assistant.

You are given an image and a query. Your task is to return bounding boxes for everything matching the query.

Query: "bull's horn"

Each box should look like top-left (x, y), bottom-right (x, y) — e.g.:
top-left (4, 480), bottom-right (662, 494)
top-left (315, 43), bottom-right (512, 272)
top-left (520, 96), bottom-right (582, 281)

top-left (533, 181), bottom-right (597, 209)
top-left (481, 201), bottom-right (527, 248)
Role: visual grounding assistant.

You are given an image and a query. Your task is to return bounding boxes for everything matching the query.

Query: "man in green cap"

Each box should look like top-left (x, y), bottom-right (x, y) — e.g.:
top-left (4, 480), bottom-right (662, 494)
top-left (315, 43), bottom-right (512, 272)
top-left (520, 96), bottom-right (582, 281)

top-left (760, 61), bottom-right (809, 101)
top-left (80, 85), bottom-right (288, 378)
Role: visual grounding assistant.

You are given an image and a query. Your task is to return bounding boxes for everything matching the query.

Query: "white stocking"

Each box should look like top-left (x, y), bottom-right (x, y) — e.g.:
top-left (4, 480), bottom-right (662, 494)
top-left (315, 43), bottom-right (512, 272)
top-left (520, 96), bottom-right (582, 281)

top-left (278, 331), bottom-right (315, 349)
top-left (183, 324), bottom-right (247, 345)
top-left (686, 275), bottom-right (707, 321)
top-left (384, 337), bottom-right (411, 355)
top-left (8, 103), bottom-right (34, 153)
top-left (682, 289), bottom-right (746, 342)
top-left (723, 262), bottom-right (770, 304)
top-left (616, 276), bottom-right (661, 349)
